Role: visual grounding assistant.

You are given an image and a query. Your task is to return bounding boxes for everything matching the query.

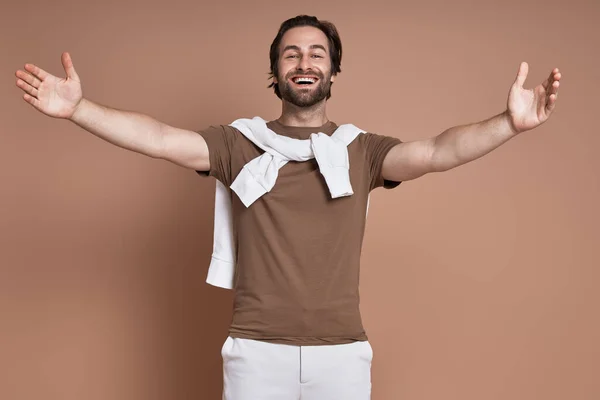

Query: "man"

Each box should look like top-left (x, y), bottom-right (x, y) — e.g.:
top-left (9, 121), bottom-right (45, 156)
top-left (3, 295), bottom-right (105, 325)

top-left (14, 14), bottom-right (560, 400)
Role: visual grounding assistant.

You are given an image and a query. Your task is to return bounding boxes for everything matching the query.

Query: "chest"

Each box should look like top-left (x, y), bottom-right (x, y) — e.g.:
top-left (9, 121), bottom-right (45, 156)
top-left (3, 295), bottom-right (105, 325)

top-left (232, 144), bottom-right (369, 211)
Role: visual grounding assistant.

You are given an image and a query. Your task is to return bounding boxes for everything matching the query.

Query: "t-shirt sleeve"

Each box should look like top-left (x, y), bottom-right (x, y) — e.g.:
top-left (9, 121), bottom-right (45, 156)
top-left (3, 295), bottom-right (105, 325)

top-left (362, 132), bottom-right (403, 191)
top-left (194, 125), bottom-right (239, 186)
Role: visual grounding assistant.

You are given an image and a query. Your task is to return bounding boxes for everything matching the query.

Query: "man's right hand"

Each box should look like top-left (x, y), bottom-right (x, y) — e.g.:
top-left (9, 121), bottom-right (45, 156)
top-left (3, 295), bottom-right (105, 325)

top-left (14, 52), bottom-right (210, 172)
top-left (15, 52), bottom-right (83, 119)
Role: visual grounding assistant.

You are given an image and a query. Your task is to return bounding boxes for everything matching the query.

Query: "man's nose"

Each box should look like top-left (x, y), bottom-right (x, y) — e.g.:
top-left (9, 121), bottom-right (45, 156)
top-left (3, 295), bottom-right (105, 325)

top-left (298, 55), bottom-right (312, 71)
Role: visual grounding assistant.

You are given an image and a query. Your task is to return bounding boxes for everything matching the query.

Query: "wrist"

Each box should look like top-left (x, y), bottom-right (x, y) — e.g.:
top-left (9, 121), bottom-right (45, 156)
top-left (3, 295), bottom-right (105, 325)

top-left (503, 109), bottom-right (521, 136)
top-left (69, 97), bottom-right (88, 123)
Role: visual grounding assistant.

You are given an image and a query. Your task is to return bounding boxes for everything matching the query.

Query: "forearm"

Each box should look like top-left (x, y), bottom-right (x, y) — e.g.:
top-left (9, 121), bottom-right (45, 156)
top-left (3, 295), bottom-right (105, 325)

top-left (69, 98), bottom-right (165, 158)
top-left (431, 110), bottom-right (518, 172)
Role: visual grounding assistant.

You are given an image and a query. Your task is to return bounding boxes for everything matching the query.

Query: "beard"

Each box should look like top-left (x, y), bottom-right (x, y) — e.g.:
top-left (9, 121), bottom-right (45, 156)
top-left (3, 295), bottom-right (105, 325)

top-left (278, 71), bottom-right (332, 107)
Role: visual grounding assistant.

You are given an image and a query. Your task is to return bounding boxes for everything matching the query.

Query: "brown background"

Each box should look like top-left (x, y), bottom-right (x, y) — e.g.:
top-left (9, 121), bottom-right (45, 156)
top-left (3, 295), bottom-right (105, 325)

top-left (1, 0), bottom-right (598, 399)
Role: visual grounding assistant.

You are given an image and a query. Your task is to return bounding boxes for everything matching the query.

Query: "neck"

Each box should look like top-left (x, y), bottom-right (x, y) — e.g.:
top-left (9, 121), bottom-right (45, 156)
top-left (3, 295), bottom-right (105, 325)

top-left (277, 99), bottom-right (329, 127)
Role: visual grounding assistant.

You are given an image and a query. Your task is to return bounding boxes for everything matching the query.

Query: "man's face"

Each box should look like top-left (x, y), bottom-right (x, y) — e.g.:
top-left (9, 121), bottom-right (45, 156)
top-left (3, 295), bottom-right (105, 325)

top-left (274, 26), bottom-right (336, 107)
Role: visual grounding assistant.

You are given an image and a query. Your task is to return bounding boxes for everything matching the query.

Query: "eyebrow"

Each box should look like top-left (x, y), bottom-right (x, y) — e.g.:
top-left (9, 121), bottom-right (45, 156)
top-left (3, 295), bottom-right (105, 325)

top-left (282, 44), bottom-right (327, 53)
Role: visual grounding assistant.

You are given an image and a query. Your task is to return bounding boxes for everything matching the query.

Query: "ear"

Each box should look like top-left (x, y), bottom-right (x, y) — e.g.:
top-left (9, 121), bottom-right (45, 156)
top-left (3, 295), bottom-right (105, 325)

top-left (330, 74), bottom-right (336, 83)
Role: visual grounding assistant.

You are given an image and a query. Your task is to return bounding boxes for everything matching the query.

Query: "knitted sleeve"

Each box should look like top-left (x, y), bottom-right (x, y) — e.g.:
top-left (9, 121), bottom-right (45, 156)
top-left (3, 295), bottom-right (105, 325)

top-left (361, 132), bottom-right (403, 191)
top-left (195, 125), bottom-right (239, 186)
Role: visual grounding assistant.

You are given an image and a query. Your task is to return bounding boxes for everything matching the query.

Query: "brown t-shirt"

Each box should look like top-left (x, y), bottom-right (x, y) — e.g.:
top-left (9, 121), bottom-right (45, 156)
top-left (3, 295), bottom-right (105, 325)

top-left (197, 119), bottom-right (401, 345)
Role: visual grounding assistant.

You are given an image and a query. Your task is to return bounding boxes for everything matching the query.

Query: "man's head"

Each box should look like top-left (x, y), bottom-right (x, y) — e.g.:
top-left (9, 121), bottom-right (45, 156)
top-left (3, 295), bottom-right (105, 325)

top-left (268, 15), bottom-right (342, 107)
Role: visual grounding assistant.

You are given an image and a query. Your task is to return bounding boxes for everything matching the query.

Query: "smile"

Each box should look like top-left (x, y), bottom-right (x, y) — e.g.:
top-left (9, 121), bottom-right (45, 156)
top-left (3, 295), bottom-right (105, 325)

top-left (290, 76), bottom-right (319, 85)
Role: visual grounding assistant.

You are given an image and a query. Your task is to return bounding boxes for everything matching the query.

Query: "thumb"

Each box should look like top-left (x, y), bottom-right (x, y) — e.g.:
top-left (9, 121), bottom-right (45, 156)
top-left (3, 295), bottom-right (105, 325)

top-left (61, 52), bottom-right (80, 81)
top-left (514, 61), bottom-right (528, 88)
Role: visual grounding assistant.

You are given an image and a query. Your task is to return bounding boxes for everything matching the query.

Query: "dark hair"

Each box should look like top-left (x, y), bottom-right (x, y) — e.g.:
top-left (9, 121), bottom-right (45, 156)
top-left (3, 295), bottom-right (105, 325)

top-left (268, 15), bottom-right (342, 100)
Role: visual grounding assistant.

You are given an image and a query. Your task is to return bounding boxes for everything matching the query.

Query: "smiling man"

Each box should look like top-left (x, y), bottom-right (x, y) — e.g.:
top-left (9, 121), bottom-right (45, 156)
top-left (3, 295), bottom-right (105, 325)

top-left (15, 14), bottom-right (560, 400)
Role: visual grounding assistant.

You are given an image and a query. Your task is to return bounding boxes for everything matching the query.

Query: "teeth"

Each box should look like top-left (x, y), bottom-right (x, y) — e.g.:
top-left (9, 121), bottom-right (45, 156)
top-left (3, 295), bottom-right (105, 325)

top-left (294, 77), bottom-right (316, 84)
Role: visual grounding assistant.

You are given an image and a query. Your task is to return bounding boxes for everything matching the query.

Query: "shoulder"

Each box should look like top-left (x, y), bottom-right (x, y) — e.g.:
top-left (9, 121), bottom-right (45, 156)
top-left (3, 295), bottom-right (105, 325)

top-left (196, 124), bottom-right (246, 149)
top-left (355, 130), bottom-right (402, 151)
top-left (197, 124), bottom-right (241, 138)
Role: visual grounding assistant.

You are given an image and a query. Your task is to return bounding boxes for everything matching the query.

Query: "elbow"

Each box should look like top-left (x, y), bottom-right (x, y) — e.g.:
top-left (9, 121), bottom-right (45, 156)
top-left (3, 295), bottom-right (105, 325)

top-left (430, 141), bottom-right (460, 173)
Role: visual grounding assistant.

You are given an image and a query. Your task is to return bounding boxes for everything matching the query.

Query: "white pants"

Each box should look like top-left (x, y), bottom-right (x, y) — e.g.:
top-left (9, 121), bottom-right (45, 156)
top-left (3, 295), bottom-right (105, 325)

top-left (221, 336), bottom-right (373, 400)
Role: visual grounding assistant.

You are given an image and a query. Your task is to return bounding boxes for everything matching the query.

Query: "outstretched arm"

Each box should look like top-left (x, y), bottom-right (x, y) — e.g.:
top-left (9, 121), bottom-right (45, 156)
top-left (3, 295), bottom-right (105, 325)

top-left (382, 62), bottom-right (562, 182)
top-left (15, 52), bottom-right (210, 171)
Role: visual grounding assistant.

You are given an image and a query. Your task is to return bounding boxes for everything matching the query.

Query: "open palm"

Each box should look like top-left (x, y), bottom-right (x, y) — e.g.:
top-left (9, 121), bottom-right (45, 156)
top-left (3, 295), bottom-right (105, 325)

top-left (507, 62), bottom-right (561, 133)
top-left (15, 52), bottom-right (82, 119)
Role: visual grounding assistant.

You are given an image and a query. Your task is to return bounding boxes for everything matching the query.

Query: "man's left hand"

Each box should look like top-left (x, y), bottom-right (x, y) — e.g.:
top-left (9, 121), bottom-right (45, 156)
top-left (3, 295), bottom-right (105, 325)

top-left (507, 62), bottom-right (561, 134)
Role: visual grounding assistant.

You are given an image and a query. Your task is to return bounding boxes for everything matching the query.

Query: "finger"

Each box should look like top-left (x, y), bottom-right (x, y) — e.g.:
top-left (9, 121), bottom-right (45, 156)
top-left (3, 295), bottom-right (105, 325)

top-left (553, 68), bottom-right (561, 81)
top-left (23, 93), bottom-right (41, 109)
top-left (546, 80), bottom-right (559, 107)
top-left (542, 68), bottom-right (561, 90)
top-left (551, 79), bottom-right (560, 95)
top-left (546, 93), bottom-right (557, 113)
top-left (23, 63), bottom-right (49, 81)
top-left (61, 52), bottom-right (80, 81)
top-left (15, 69), bottom-right (42, 89)
top-left (16, 78), bottom-right (39, 98)
top-left (515, 61), bottom-right (528, 88)
top-left (544, 80), bottom-right (560, 101)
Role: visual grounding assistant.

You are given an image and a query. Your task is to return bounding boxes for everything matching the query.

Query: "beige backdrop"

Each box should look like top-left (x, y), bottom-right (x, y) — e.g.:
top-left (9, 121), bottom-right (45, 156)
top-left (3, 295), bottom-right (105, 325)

top-left (1, 0), bottom-right (598, 399)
